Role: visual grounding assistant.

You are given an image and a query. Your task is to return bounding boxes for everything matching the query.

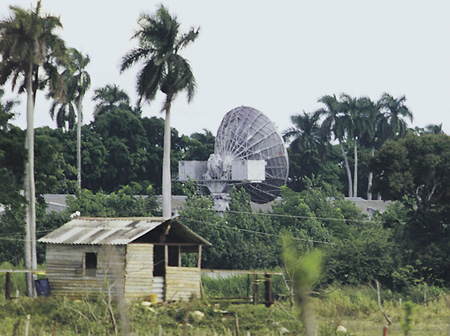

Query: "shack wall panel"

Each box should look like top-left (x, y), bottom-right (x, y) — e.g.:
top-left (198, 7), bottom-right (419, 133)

top-left (124, 244), bottom-right (154, 299)
top-left (165, 267), bottom-right (201, 301)
top-left (45, 245), bottom-right (126, 298)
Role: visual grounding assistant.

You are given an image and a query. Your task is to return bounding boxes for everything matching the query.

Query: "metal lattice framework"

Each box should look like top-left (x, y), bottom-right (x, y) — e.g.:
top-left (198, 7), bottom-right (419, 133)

top-left (213, 106), bottom-right (289, 203)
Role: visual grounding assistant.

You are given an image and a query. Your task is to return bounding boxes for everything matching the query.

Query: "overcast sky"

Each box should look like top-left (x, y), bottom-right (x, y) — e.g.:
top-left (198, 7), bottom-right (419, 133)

top-left (1, 0), bottom-right (450, 136)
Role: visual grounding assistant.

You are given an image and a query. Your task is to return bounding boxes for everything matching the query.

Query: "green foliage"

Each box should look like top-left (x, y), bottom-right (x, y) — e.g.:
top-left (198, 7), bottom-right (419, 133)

top-left (316, 285), bottom-right (378, 318)
top-left (371, 133), bottom-right (450, 286)
top-left (401, 301), bottom-right (416, 336)
top-left (372, 133), bottom-right (450, 208)
top-left (282, 232), bottom-right (325, 336)
top-left (325, 221), bottom-right (395, 285)
top-left (34, 128), bottom-right (78, 194)
top-left (179, 180), bottom-right (228, 269)
top-left (0, 199), bottom-right (25, 265)
top-left (271, 187), bottom-right (332, 251)
top-left (65, 187), bottom-right (160, 217)
top-left (282, 233), bottom-right (324, 292)
top-left (184, 129), bottom-right (215, 161)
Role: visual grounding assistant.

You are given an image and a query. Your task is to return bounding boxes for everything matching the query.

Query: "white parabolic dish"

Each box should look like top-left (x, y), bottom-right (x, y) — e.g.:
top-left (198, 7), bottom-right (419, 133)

top-left (214, 106), bottom-right (289, 204)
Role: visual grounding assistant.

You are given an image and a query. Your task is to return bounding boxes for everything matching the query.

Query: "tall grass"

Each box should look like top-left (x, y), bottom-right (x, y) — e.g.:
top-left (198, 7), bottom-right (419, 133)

top-left (1, 271), bottom-right (450, 335)
top-left (0, 262), bottom-right (27, 295)
top-left (201, 273), bottom-right (288, 301)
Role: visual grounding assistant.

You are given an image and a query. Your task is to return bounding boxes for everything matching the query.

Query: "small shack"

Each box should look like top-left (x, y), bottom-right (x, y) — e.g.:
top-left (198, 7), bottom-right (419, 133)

top-left (38, 217), bottom-right (211, 301)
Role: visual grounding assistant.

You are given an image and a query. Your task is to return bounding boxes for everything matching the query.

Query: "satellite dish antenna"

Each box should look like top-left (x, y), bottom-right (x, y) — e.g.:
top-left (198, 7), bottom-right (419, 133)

top-left (179, 106), bottom-right (289, 211)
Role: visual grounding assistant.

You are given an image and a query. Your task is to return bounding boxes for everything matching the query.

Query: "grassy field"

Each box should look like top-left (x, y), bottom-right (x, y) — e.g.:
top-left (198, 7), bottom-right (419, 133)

top-left (0, 294), bottom-right (449, 335)
top-left (0, 273), bottom-right (450, 335)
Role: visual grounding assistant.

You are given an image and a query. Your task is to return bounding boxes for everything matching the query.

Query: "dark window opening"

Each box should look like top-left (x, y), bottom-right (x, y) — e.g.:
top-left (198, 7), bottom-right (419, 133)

top-left (85, 253), bottom-right (97, 277)
top-left (168, 246), bottom-right (179, 266)
top-left (153, 245), bottom-right (165, 276)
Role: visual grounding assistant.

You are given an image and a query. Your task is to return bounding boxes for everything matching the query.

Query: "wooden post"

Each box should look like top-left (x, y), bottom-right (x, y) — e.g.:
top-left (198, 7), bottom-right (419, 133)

top-left (264, 273), bottom-right (272, 307)
top-left (164, 245), bottom-right (168, 269)
top-left (25, 315), bottom-right (30, 336)
top-left (253, 274), bottom-right (258, 305)
top-left (5, 272), bottom-right (11, 300)
top-left (383, 326), bottom-right (388, 336)
top-left (198, 245), bottom-right (202, 269)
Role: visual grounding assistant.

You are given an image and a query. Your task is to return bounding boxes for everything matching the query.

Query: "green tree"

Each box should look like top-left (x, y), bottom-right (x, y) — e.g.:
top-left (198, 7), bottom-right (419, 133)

top-left (271, 187), bottom-right (333, 251)
top-left (48, 48), bottom-right (90, 191)
top-left (284, 111), bottom-right (328, 160)
top-left (34, 127), bottom-right (77, 194)
top-left (372, 133), bottom-right (450, 284)
top-left (225, 187), bottom-right (279, 269)
top-left (0, 88), bottom-right (17, 127)
top-left (316, 94), bottom-right (354, 197)
top-left (340, 95), bottom-right (377, 197)
top-left (179, 180), bottom-right (226, 269)
top-left (0, 1), bottom-right (67, 294)
top-left (0, 88), bottom-right (26, 265)
top-left (65, 187), bottom-right (159, 217)
top-left (377, 93), bottom-right (413, 142)
top-left (424, 123), bottom-right (444, 135)
top-left (93, 84), bottom-right (131, 117)
top-left (76, 126), bottom-right (107, 192)
top-left (93, 107), bottom-right (149, 192)
top-left (413, 123), bottom-right (445, 136)
top-left (70, 49), bottom-right (90, 192)
top-left (371, 133), bottom-right (450, 208)
top-left (184, 129), bottom-right (215, 161)
top-left (283, 111), bottom-right (334, 192)
top-left (121, 5), bottom-right (199, 217)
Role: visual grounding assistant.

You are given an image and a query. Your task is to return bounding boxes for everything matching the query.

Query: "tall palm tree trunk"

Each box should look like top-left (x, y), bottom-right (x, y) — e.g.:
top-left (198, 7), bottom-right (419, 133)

top-left (76, 99), bottom-right (82, 191)
top-left (25, 65), bottom-right (36, 296)
top-left (162, 107), bottom-right (172, 218)
top-left (353, 137), bottom-right (358, 198)
top-left (340, 141), bottom-right (353, 197)
top-left (367, 147), bottom-right (375, 200)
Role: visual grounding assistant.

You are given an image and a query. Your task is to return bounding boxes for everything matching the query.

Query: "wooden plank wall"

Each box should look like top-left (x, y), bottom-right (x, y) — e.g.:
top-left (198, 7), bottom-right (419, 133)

top-left (165, 266), bottom-right (200, 301)
top-left (124, 244), bottom-right (154, 299)
top-left (45, 245), bottom-right (126, 299)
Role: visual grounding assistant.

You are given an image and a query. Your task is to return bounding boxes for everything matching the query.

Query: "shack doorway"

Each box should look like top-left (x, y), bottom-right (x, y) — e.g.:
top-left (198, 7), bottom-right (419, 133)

top-left (153, 245), bottom-right (165, 302)
top-left (153, 245), bottom-right (165, 276)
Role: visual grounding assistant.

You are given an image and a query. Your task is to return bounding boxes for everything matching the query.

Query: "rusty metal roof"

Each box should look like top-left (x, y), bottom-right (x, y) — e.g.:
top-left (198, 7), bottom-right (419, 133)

top-left (38, 217), bottom-right (211, 246)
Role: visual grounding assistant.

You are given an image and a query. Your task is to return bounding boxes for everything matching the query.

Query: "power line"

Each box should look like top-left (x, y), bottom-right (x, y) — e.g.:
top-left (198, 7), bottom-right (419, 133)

top-left (180, 216), bottom-right (335, 246)
top-left (211, 208), bottom-right (374, 224)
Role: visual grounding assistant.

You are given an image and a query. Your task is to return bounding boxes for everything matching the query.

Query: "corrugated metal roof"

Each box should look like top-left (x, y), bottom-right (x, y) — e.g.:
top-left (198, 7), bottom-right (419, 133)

top-left (38, 217), bottom-right (211, 246)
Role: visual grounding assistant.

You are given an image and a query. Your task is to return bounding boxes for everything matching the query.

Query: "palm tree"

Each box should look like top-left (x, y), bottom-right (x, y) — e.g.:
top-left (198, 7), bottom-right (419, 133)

top-left (72, 50), bottom-right (90, 192)
top-left (340, 94), bottom-right (377, 198)
top-left (120, 5), bottom-right (199, 218)
top-left (49, 48), bottom-right (91, 190)
top-left (377, 93), bottom-right (413, 141)
top-left (283, 111), bottom-right (328, 160)
top-left (93, 84), bottom-right (131, 117)
top-left (359, 100), bottom-right (384, 200)
top-left (0, 1), bottom-right (67, 295)
top-left (424, 123), bottom-right (444, 135)
top-left (372, 93), bottom-right (413, 200)
top-left (315, 94), bottom-right (354, 197)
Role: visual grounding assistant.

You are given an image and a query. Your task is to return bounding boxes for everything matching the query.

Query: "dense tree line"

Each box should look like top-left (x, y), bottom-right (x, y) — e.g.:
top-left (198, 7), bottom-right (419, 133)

top-left (284, 93), bottom-right (417, 198)
top-left (1, 1), bottom-right (450, 295)
top-left (0, 85), bottom-right (216, 195)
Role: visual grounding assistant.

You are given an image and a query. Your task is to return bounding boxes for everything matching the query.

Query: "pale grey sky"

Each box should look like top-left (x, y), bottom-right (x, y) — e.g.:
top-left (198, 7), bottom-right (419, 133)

top-left (1, 0), bottom-right (450, 136)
